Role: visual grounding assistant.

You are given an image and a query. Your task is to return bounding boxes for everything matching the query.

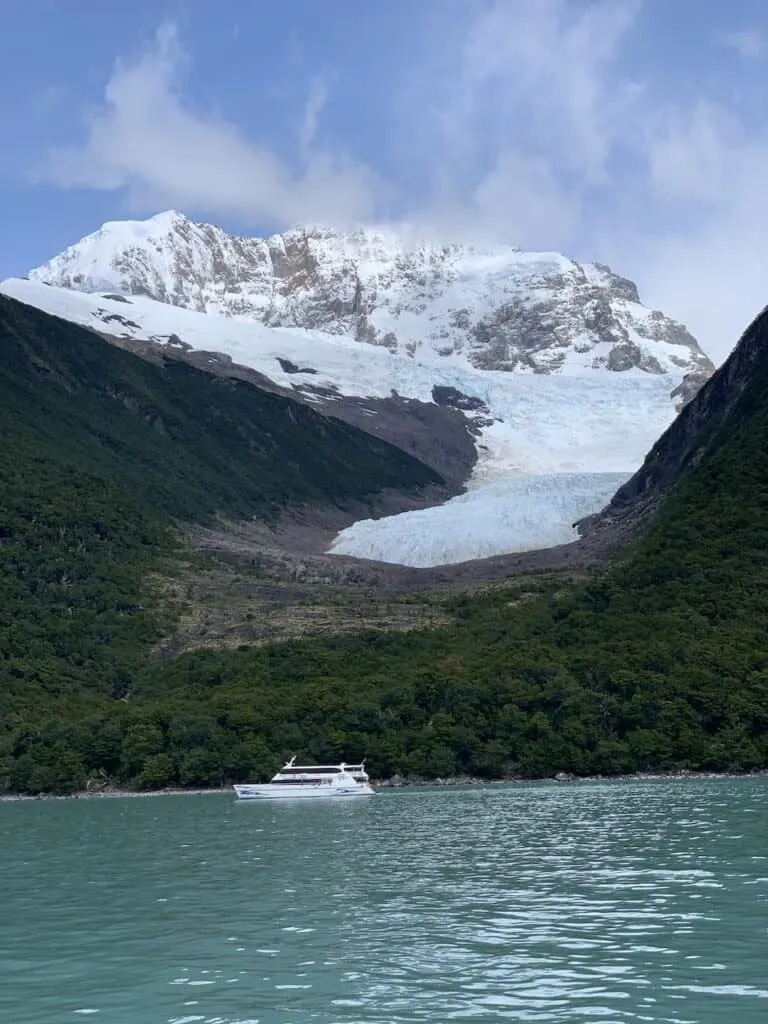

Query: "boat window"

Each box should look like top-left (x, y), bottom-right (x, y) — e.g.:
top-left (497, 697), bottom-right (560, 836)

top-left (270, 778), bottom-right (324, 785)
top-left (279, 766), bottom-right (342, 775)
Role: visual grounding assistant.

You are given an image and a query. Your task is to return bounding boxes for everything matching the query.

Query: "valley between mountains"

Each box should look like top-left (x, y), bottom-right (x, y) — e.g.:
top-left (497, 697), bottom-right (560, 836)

top-left (2, 212), bottom-right (767, 794)
top-left (3, 211), bottom-right (713, 569)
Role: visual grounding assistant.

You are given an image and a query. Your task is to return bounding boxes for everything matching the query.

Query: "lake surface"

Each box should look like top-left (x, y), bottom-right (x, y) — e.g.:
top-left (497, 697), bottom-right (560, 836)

top-left (1, 778), bottom-right (766, 1024)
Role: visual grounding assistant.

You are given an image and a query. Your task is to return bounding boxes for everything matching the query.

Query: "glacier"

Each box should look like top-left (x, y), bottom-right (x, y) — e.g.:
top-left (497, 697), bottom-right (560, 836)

top-left (1, 276), bottom-right (688, 567)
top-left (329, 473), bottom-right (630, 567)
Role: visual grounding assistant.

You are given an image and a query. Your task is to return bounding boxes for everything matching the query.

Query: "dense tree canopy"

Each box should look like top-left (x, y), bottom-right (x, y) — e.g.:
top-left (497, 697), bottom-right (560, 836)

top-left (2, 294), bottom-right (767, 794)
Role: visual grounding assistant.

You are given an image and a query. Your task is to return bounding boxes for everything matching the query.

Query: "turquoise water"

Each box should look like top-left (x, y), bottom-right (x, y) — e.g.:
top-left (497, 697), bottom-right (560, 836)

top-left (1, 778), bottom-right (766, 1023)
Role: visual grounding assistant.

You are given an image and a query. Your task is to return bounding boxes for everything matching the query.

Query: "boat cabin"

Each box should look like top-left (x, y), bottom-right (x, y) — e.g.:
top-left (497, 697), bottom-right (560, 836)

top-left (271, 759), bottom-right (369, 784)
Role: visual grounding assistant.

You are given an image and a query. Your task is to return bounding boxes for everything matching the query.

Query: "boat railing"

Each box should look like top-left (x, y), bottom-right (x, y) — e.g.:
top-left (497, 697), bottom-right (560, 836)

top-left (278, 762), bottom-right (367, 773)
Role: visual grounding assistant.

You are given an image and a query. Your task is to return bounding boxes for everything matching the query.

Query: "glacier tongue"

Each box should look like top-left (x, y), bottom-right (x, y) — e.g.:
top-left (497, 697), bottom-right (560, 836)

top-left (328, 473), bottom-right (629, 567)
top-left (0, 276), bottom-right (693, 568)
top-left (325, 369), bottom-right (677, 565)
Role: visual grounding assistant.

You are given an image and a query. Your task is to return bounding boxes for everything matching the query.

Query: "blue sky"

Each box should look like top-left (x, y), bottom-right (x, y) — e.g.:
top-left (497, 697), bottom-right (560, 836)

top-left (3, 0), bottom-right (768, 361)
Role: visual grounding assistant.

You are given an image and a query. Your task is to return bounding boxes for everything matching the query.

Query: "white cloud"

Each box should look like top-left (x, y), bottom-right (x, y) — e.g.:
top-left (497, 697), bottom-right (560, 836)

top-left (717, 28), bottom-right (768, 59)
top-left (429, 1), bottom-right (768, 365)
top-left (635, 213), bottom-right (768, 369)
top-left (424, 152), bottom-right (582, 251)
top-left (34, 4), bottom-right (768, 365)
top-left (644, 102), bottom-right (741, 205)
top-left (472, 153), bottom-right (582, 249)
top-left (38, 23), bottom-right (380, 228)
top-left (629, 108), bottom-right (768, 366)
top-left (413, 0), bottom-right (641, 252)
top-left (298, 76), bottom-right (329, 156)
top-left (456, 0), bottom-right (640, 181)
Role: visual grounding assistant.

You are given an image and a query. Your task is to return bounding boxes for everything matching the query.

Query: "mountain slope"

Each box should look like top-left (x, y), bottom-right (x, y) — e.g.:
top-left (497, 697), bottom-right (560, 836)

top-left (0, 277), bottom-right (704, 566)
top-left (578, 304), bottom-right (768, 546)
top-left (6, 296), bottom-right (768, 790)
top-left (28, 211), bottom-right (713, 379)
top-left (0, 293), bottom-right (442, 792)
top-left (0, 294), bottom-right (441, 520)
top-left (116, 299), bottom-right (768, 777)
top-left (3, 296), bottom-right (767, 793)
top-left (7, 211), bottom-right (717, 568)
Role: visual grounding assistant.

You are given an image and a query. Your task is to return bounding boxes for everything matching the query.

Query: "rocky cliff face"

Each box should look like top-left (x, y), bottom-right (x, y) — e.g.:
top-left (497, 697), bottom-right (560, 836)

top-left (578, 304), bottom-right (768, 546)
top-left (28, 211), bottom-right (713, 382)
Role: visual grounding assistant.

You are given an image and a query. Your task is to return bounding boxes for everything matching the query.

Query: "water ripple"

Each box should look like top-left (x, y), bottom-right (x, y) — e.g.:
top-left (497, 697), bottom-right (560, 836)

top-left (1, 778), bottom-right (765, 1023)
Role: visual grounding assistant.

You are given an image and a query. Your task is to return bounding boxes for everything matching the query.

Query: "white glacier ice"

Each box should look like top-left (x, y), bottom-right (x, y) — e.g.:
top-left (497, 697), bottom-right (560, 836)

top-left (0, 277), bottom-right (682, 567)
top-left (328, 473), bottom-right (630, 567)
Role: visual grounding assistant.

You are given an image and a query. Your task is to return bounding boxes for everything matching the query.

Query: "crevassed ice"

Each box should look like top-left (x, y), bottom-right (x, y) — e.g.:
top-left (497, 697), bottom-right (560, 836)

top-left (328, 472), bottom-right (629, 567)
top-left (0, 279), bottom-right (680, 566)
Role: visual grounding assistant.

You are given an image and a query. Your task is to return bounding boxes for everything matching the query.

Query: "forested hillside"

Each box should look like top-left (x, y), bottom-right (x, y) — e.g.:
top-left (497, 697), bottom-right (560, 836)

top-left (2, 297), bottom-right (768, 793)
top-left (0, 296), bottom-right (440, 792)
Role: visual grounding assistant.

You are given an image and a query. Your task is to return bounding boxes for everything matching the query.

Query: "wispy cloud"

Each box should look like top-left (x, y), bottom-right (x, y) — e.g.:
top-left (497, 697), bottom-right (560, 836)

top-left (38, 23), bottom-right (380, 228)
top-left (33, 3), bottom-right (768, 363)
top-left (298, 75), bottom-right (329, 156)
top-left (453, 0), bottom-right (640, 181)
top-left (625, 101), bottom-right (768, 366)
top-left (717, 27), bottom-right (768, 59)
top-left (423, 1), bottom-right (768, 363)
top-left (416, 0), bottom-right (641, 250)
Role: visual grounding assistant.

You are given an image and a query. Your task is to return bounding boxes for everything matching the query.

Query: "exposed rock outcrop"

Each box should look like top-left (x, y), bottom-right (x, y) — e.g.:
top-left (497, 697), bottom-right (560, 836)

top-left (28, 211), bottom-right (714, 381)
top-left (578, 305), bottom-right (768, 546)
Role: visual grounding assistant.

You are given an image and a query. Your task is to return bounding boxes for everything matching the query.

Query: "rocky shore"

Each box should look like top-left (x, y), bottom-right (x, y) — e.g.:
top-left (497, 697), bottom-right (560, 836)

top-left (375, 768), bottom-right (768, 788)
top-left (1, 768), bottom-right (766, 802)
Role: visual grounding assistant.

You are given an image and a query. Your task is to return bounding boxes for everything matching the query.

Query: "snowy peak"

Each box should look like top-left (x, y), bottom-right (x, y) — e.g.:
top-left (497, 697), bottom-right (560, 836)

top-left (0, 276), bottom-right (695, 566)
top-left (28, 212), bottom-right (713, 379)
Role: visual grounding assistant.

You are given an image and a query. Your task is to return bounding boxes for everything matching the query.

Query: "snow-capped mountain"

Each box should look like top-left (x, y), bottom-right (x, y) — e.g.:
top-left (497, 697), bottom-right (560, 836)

top-left (3, 211), bottom-right (716, 568)
top-left (28, 211), bottom-right (712, 380)
top-left (0, 274), bottom-right (703, 568)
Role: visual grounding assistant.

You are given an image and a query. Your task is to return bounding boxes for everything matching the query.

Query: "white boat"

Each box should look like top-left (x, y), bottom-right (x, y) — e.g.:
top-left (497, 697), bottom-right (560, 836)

top-left (233, 756), bottom-right (375, 800)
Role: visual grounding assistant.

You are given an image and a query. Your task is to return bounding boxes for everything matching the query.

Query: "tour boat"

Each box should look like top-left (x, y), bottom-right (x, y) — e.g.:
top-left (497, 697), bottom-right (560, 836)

top-left (233, 756), bottom-right (375, 800)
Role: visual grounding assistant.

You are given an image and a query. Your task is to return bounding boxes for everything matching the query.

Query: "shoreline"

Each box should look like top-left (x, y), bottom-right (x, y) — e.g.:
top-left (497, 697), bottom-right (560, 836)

top-left (1, 768), bottom-right (766, 802)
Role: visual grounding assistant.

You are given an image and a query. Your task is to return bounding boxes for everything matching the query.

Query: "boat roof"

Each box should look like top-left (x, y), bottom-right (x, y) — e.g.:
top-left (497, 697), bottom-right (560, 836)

top-left (276, 758), bottom-right (366, 773)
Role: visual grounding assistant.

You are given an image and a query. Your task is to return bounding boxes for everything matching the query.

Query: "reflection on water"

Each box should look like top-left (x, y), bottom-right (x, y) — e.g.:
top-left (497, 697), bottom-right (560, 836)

top-left (1, 777), bottom-right (766, 1023)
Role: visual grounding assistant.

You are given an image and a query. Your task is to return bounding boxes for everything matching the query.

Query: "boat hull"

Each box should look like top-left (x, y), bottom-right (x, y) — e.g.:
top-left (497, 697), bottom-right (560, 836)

top-left (233, 783), bottom-right (375, 800)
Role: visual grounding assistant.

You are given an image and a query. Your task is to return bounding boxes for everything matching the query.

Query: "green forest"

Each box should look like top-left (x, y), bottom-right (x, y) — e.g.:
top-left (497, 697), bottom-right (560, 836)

top-left (1, 294), bottom-right (767, 794)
